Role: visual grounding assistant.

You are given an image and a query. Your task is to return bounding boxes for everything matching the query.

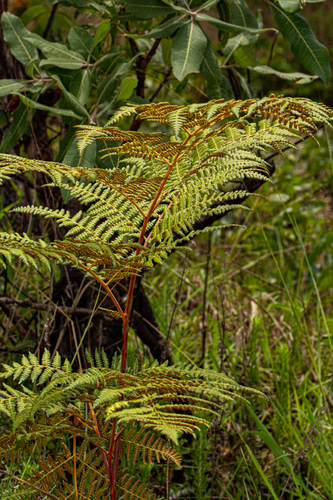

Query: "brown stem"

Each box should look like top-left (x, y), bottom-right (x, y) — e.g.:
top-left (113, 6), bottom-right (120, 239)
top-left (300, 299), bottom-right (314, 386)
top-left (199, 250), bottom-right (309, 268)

top-left (112, 123), bottom-right (181, 489)
top-left (129, 38), bottom-right (161, 130)
top-left (89, 403), bottom-right (110, 474)
top-left (113, 117), bottom-right (224, 488)
top-left (136, 38), bottom-right (161, 99)
top-left (73, 415), bottom-right (79, 500)
top-left (77, 262), bottom-right (124, 319)
top-left (200, 232), bottom-right (212, 366)
top-left (150, 68), bottom-right (172, 102)
top-left (108, 420), bottom-right (117, 498)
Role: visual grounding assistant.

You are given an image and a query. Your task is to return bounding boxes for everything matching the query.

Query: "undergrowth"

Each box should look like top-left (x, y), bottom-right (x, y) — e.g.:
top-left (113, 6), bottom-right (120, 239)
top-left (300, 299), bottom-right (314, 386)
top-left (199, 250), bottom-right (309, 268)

top-left (146, 126), bottom-right (333, 499)
top-left (0, 100), bottom-right (332, 499)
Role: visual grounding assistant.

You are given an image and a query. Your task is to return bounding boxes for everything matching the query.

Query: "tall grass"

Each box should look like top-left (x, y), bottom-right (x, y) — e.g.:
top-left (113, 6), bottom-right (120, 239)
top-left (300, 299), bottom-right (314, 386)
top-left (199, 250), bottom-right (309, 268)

top-left (145, 128), bottom-right (333, 499)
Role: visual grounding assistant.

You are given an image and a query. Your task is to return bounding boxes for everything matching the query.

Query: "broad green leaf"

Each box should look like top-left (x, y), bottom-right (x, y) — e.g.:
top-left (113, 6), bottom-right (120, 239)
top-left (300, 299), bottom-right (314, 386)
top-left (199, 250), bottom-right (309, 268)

top-left (14, 93), bottom-right (82, 119)
top-left (200, 41), bottom-right (222, 86)
top-left (70, 69), bottom-right (92, 105)
top-left (52, 75), bottom-right (89, 118)
top-left (96, 140), bottom-right (118, 170)
top-left (162, 38), bottom-right (172, 65)
top-left (98, 57), bottom-right (140, 104)
top-left (217, 0), bottom-right (231, 47)
top-left (220, 75), bottom-right (233, 100)
top-left (1, 12), bottom-right (38, 66)
top-left (217, 0), bottom-right (231, 25)
top-left (256, 9), bottom-right (263, 29)
top-left (235, 70), bottom-right (254, 98)
top-left (205, 84), bottom-right (221, 100)
top-left (89, 0), bottom-right (109, 13)
top-left (278, 0), bottom-right (301, 13)
top-left (141, 15), bottom-right (188, 39)
top-left (0, 103), bottom-right (35, 153)
top-left (92, 19), bottom-right (111, 50)
top-left (42, 68), bottom-right (77, 90)
top-left (0, 113), bottom-right (6, 127)
top-left (39, 58), bottom-right (84, 70)
top-left (97, 75), bottom-right (118, 104)
top-left (171, 21), bottom-right (207, 81)
top-left (197, 0), bottom-right (221, 11)
top-left (306, 0), bottom-right (325, 2)
top-left (56, 124), bottom-right (77, 163)
top-left (0, 80), bottom-right (26, 98)
top-left (24, 33), bottom-right (85, 66)
top-left (63, 138), bottom-right (96, 168)
top-left (117, 77), bottom-right (138, 101)
top-left (124, 0), bottom-right (174, 19)
top-left (96, 51), bottom-right (127, 74)
top-left (196, 13), bottom-right (270, 34)
top-left (271, 4), bottom-right (331, 84)
top-left (20, 5), bottom-right (47, 25)
top-left (224, 33), bottom-right (256, 64)
top-left (234, 44), bottom-right (256, 67)
top-left (251, 65), bottom-right (317, 83)
top-left (25, 57), bottom-right (39, 78)
top-left (229, 0), bottom-right (258, 29)
top-left (68, 27), bottom-right (93, 58)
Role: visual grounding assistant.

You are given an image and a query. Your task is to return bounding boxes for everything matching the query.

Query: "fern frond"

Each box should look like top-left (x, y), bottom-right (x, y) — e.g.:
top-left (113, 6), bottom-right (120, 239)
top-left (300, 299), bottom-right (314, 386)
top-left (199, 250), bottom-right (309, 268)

top-left (0, 488), bottom-right (36, 500)
top-left (105, 104), bottom-right (138, 125)
top-left (117, 469), bottom-right (165, 500)
top-left (121, 426), bottom-right (181, 466)
top-left (0, 348), bottom-right (72, 385)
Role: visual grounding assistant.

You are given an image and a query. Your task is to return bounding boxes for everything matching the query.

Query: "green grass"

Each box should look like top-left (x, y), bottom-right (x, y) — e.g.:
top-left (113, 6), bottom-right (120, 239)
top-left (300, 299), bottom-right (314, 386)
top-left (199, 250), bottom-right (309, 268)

top-left (144, 127), bottom-right (333, 499)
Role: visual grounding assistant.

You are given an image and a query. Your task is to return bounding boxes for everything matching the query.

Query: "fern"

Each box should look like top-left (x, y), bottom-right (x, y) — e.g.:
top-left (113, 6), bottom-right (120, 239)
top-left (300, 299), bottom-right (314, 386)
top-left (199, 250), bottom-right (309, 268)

top-left (117, 469), bottom-right (164, 500)
top-left (0, 96), bottom-right (332, 499)
top-left (121, 426), bottom-right (181, 466)
top-left (0, 96), bottom-right (330, 284)
top-left (0, 348), bottom-right (263, 499)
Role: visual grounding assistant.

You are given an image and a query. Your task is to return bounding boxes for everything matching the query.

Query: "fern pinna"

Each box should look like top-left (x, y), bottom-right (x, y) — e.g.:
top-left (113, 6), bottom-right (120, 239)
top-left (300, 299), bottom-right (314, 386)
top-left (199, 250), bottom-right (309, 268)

top-left (0, 96), bottom-right (332, 499)
top-left (0, 348), bottom-right (263, 499)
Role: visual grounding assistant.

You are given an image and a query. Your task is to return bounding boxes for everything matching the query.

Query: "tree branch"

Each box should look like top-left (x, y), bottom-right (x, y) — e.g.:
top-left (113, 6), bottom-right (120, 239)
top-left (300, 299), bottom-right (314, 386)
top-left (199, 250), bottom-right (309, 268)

top-left (150, 67), bottom-right (172, 102)
top-left (0, 296), bottom-right (108, 316)
top-left (130, 38), bottom-right (162, 130)
top-left (42, 3), bottom-right (59, 39)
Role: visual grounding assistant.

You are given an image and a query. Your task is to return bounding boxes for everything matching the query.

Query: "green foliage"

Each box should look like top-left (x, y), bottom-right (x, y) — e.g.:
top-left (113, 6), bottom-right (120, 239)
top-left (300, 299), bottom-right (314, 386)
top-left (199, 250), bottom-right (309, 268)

top-left (149, 126), bottom-right (333, 498)
top-left (0, 96), bottom-right (331, 287)
top-left (0, 0), bottom-right (331, 158)
top-left (0, 95), bottom-right (332, 498)
top-left (0, 348), bottom-right (263, 498)
top-left (270, 2), bottom-right (330, 84)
